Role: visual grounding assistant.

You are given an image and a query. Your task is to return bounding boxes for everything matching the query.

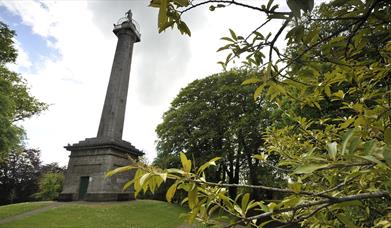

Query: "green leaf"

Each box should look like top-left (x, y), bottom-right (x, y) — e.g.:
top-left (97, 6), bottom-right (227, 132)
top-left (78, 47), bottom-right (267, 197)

top-left (242, 78), bottom-right (261, 85)
top-left (266, 0), bottom-right (274, 10)
top-left (281, 196), bottom-right (301, 208)
top-left (335, 213), bottom-right (359, 228)
top-left (159, 20), bottom-right (175, 32)
top-left (359, 155), bottom-right (388, 169)
top-left (364, 140), bottom-right (376, 155)
top-left (253, 153), bottom-right (268, 161)
top-left (105, 165), bottom-right (135, 177)
top-left (219, 193), bottom-right (233, 207)
top-left (208, 204), bottom-right (220, 216)
top-left (305, 0), bottom-right (314, 12)
top-left (180, 152), bottom-right (191, 173)
top-left (341, 129), bottom-right (354, 155)
top-left (167, 168), bottom-right (185, 175)
top-left (340, 117), bottom-right (355, 129)
top-left (258, 201), bottom-right (269, 212)
top-left (188, 185), bottom-right (198, 209)
top-left (333, 90), bottom-right (345, 99)
top-left (149, 0), bottom-right (161, 8)
top-left (225, 53), bottom-right (232, 65)
top-left (294, 164), bottom-right (329, 174)
top-left (324, 85), bottom-right (331, 97)
top-left (241, 193), bottom-right (250, 213)
top-left (229, 29), bottom-right (237, 40)
top-left (266, 62), bottom-right (272, 78)
top-left (288, 182), bottom-right (302, 193)
top-left (122, 180), bottom-right (134, 191)
top-left (383, 146), bottom-right (391, 167)
top-left (220, 37), bottom-right (234, 42)
top-left (158, 172), bottom-right (167, 182)
top-left (158, 0), bottom-right (169, 28)
top-left (166, 181), bottom-right (179, 202)
top-left (234, 204), bottom-right (244, 216)
top-left (197, 157), bottom-right (221, 174)
top-left (287, 0), bottom-right (301, 17)
top-left (267, 202), bottom-right (278, 212)
top-left (385, 128), bottom-right (391, 146)
top-left (139, 173), bottom-right (151, 186)
top-left (253, 84), bottom-right (265, 100)
top-left (217, 44), bottom-right (231, 52)
top-left (177, 21), bottom-right (191, 36)
top-left (173, 0), bottom-right (189, 7)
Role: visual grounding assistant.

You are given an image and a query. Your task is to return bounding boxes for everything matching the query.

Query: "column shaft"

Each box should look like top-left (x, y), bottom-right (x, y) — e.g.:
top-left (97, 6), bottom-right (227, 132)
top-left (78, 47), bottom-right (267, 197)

top-left (97, 29), bottom-right (135, 139)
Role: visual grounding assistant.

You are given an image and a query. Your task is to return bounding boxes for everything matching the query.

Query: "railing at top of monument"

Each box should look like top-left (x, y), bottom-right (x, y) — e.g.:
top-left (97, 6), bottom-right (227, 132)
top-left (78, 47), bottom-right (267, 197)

top-left (114, 17), bottom-right (141, 38)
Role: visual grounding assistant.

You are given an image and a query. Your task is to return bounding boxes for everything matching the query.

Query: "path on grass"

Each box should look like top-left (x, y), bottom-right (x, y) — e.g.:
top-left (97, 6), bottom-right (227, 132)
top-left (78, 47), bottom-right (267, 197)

top-left (0, 202), bottom-right (63, 225)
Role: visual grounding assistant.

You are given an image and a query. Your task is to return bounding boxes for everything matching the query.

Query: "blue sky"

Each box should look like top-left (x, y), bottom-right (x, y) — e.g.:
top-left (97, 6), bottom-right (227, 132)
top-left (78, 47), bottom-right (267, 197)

top-left (0, 5), bottom-right (59, 73)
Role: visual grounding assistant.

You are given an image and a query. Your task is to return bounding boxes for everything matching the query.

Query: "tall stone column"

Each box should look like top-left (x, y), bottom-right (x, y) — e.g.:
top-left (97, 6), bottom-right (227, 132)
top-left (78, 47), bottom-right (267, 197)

top-left (97, 19), bottom-right (140, 139)
top-left (59, 11), bottom-right (142, 202)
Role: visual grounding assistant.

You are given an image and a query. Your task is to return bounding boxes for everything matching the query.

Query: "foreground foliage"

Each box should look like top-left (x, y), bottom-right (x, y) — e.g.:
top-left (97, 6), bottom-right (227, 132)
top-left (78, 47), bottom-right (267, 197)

top-left (110, 0), bottom-right (391, 227)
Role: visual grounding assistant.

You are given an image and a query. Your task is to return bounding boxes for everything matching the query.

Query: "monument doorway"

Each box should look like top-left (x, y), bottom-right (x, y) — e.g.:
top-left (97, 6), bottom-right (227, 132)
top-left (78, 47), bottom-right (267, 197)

top-left (78, 176), bottom-right (90, 200)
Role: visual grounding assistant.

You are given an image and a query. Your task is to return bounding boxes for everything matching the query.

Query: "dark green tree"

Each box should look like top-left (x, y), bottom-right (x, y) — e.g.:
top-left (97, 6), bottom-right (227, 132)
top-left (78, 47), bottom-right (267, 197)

top-left (0, 147), bottom-right (41, 205)
top-left (155, 70), bottom-right (283, 198)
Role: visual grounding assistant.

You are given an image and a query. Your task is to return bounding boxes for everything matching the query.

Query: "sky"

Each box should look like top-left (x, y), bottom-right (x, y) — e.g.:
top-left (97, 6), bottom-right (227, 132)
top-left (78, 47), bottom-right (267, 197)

top-left (0, 0), bottom-right (322, 166)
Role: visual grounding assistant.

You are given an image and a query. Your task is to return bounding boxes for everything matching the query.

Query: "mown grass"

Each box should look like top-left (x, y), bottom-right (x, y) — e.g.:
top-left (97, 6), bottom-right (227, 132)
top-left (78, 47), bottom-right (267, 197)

top-left (0, 200), bottom-right (198, 228)
top-left (0, 201), bottom-right (53, 220)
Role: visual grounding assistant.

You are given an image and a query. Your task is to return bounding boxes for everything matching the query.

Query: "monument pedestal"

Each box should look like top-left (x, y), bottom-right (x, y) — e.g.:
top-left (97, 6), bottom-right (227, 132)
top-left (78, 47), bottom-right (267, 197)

top-left (58, 137), bottom-right (142, 202)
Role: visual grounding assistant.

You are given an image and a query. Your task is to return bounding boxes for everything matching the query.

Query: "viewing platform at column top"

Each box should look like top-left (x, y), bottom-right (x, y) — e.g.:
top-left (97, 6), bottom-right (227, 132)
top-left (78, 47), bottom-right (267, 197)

top-left (113, 10), bottom-right (141, 42)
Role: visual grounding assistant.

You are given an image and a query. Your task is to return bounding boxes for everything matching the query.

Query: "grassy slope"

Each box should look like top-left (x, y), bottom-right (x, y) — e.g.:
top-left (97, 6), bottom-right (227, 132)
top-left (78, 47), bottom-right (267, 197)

top-left (0, 201), bottom-right (53, 220)
top-left (0, 200), bottom-right (193, 228)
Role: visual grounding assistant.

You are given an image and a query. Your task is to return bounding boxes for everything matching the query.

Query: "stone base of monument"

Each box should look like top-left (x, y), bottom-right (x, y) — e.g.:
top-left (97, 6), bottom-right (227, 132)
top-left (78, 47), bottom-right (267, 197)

top-left (58, 137), bottom-right (141, 202)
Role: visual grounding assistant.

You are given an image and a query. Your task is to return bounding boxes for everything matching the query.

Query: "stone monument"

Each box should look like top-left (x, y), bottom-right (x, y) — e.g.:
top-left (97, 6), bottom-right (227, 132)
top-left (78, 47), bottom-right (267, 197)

top-left (59, 10), bottom-right (143, 201)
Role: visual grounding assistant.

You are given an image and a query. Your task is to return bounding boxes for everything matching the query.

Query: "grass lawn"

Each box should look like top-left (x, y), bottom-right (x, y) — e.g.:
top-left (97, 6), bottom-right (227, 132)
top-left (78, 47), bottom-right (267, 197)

top-left (0, 200), bottom-right (199, 228)
top-left (0, 201), bottom-right (54, 220)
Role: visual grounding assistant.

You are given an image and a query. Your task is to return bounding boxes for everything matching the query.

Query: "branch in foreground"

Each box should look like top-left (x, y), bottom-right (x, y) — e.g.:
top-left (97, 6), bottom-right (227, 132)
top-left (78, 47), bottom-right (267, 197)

top-left (180, 0), bottom-right (291, 15)
top-left (194, 180), bottom-right (335, 199)
top-left (246, 191), bottom-right (389, 221)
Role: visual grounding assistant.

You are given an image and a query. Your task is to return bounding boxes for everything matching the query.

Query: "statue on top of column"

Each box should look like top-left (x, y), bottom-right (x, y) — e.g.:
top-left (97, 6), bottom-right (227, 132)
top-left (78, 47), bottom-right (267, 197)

top-left (126, 10), bottom-right (132, 21)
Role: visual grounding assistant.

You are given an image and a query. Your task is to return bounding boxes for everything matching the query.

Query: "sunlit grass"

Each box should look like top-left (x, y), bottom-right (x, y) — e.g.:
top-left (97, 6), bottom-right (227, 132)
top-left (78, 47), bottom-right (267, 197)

top-left (0, 200), bottom-right (194, 228)
top-left (0, 201), bottom-right (54, 220)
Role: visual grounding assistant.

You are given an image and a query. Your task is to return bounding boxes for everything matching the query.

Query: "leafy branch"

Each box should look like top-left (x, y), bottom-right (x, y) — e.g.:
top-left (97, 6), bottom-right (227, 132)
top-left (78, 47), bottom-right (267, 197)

top-left (179, 0), bottom-right (291, 16)
top-left (246, 191), bottom-right (389, 221)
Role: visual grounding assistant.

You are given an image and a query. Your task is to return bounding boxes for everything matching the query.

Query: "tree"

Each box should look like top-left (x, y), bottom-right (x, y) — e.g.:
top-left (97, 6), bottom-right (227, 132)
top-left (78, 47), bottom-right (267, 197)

top-left (39, 162), bottom-right (66, 175)
top-left (34, 172), bottom-right (64, 201)
top-left (109, 0), bottom-right (391, 226)
top-left (0, 147), bottom-right (41, 205)
top-left (0, 150), bottom-right (65, 204)
top-left (155, 71), bottom-right (284, 198)
top-left (0, 22), bottom-right (47, 162)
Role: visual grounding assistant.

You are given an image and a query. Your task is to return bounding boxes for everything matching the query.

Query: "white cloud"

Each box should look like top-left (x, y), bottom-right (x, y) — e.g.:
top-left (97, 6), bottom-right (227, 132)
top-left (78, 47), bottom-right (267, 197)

top-left (1, 0), bottom-right (56, 38)
top-left (7, 38), bottom-right (32, 72)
